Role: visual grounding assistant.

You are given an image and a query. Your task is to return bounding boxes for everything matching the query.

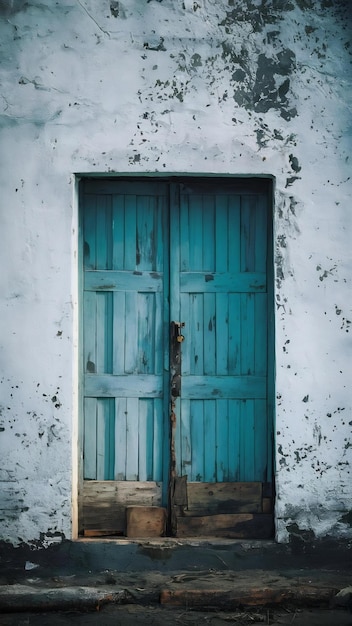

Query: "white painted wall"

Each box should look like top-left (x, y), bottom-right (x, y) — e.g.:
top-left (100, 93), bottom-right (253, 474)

top-left (0, 0), bottom-right (351, 546)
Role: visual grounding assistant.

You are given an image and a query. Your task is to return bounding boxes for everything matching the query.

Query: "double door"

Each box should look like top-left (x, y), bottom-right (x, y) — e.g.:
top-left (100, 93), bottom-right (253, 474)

top-left (80, 178), bottom-right (274, 538)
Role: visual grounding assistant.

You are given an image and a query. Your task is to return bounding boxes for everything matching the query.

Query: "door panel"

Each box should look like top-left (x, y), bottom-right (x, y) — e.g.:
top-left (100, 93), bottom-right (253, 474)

top-left (82, 182), bottom-right (168, 486)
top-left (79, 178), bottom-right (273, 538)
top-left (171, 183), bottom-right (270, 486)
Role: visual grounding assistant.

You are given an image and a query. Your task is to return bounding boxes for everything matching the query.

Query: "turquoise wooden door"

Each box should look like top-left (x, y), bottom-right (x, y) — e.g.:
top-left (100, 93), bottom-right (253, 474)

top-left (80, 178), bottom-right (273, 536)
top-left (170, 181), bottom-right (271, 484)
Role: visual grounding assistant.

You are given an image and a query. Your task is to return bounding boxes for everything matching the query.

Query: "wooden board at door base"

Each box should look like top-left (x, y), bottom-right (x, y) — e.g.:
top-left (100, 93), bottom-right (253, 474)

top-left (172, 479), bottom-right (274, 539)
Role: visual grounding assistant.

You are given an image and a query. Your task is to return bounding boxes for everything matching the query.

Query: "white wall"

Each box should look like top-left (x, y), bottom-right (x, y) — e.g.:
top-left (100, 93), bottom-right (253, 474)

top-left (0, 0), bottom-right (351, 546)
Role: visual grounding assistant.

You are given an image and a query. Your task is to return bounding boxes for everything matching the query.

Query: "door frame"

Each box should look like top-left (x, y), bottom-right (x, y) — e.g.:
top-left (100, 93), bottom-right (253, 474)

top-left (74, 174), bottom-right (275, 538)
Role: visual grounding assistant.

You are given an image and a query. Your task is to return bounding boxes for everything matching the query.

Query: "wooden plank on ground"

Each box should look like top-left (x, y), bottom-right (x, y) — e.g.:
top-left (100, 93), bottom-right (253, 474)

top-left (186, 482), bottom-right (262, 514)
top-left (176, 513), bottom-right (273, 539)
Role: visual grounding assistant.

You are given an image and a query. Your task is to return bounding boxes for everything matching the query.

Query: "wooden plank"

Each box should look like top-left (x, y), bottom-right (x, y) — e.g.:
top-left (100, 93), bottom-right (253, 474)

top-left (96, 195), bottom-right (112, 270)
top-left (228, 294), bottom-right (241, 375)
top-left (84, 270), bottom-right (163, 292)
top-left (190, 400), bottom-right (204, 481)
top-left (83, 291), bottom-right (96, 374)
top-left (189, 195), bottom-right (203, 270)
top-left (126, 506), bottom-right (167, 537)
top-left (84, 374), bottom-right (163, 398)
top-left (96, 291), bottom-right (113, 374)
top-left (180, 272), bottom-right (266, 293)
top-left (254, 195), bottom-right (268, 272)
top-left (186, 482), bottom-right (262, 514)
top-left (262, 497), bottom-right (272, 513)
top-left (241, 196), bottom-right (256, 272)
top-left (114, 398), bottom-right (127, 480)
top-left (240, 400), bottom-right (255, 481)
top-left (203, 399), bottom-right (216, 482)
top-left (83, 398), bottom-right (97, 480)
top-left (153, 398), bottom-right (163, 481)
top-left (80, 480), bottom-right (162, 532)
top-left (228, 194), bottom-right (241, 273)
top-left (203, 293), bottom-right (216, 375)
top-left (228, 399), bottom-right (240, 481)
top-left (215, 195), bottom-right (229, 272)
top-left (190, 293), bottom-right (204, 375)
top-left (216, 399), bottom-right (228, 482)
top-left (176, 513), bottom-right (274, 539)
top-left (202, 195), bottom-right (215, 271)
top-left (83, 193), bottom-right (97, 270)
top-left (83, 180), bottom-right (168, 196)
top-left (83, 529), bottom-right (123, 537)
top-left (124, 195), bottom-right (137, 269)
top-left (112, 194), bottom-right (125, 270)
top-left (112, 291), bottom-right (125, 374)
top-left (181, 375), bottom-right (266, 399)
top-left (215, 293), bottom-right (228, 375)
top-left (126, 397), bottom-right (139, 480)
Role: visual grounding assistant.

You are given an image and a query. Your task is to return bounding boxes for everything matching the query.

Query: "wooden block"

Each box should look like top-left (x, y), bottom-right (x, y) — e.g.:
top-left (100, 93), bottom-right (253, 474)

top-left (186, 482), bottom-right (262, 515)
top-left (126, 506), bottom-right (167, 538)
top-left (176, 513), bottom-right (274, 539)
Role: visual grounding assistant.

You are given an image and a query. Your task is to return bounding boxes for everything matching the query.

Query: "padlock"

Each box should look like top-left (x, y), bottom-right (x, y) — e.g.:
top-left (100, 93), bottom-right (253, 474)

top-left (177, 334), bottom-right (185, 342)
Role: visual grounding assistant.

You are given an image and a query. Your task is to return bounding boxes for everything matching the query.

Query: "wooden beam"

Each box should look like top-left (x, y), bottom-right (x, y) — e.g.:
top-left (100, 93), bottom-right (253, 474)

top-left (176, 513), bottom-right (274, 539)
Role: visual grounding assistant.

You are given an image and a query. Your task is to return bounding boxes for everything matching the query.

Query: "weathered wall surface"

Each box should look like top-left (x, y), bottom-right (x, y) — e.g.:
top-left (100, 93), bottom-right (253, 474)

top-left (0, 0), bottom-right (351, 546)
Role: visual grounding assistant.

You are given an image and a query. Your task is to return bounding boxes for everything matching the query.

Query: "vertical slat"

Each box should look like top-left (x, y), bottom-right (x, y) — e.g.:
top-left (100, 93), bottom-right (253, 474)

top-left (254, 399), bottom-right (268, 481)
top-left (96, 195), bottom-right (112, 270)
top-left (189, 195), bottom-right (203, 270)
top-left (241, 293), bottom-right (255, 375)
top-left (204, 399), bottom-right (216, 482)
top-left (180, 190), bottom-right (190, 272)
top-left (240, 399), bottom-right (255, 481)
top-left (255, 293), bottom-right (267, 375)
top-left (83, 398), bottom-right (97, 479)
top-left (204, 293), bottom-right (216, 375)
top-left (137, 195), bottom-right (155, 271)
top-left (83, 194), bottom-right (97, 269)
top-left (215, 195), bottom-right (228, 272)
top-left (138, 292), bottom-right (155, 374)
top-left (114, 398), bottom-right (127, 480)
top-left (180, 398), bottom-right (191, 476)
top-left (96, 399), bottom-right (106, 480)
top-left (202, 196), bottom-right (215, 271)
top-left (83, 291), bottom-right (96, 373)
top-left (124, 196), bottom-right (137, 270)
top-left (153, 398), bottom-right (163, 481)
top-left (96, 292), bottom-right (113, 374)
top-left (154, 291), bottom-right (163, 375)
top-left (190, 400), bottom-right (204, 481)
top-left (180, 292), bottom-right (190, 375)
top-left (126, 397), bottom-right (139, 480)
top-left (228, 195), bottom-right (241, 273)
top-left (241, 196), bottom-right (256, 272)
top-left (255, 195), bottom-right (267, 272)
top-left (112, 194), bottom-right (125, 270)
top-left (125, 292), bottom-right (138, 374)
top-left (138, 399), bottom-right (152, 481)
top-left (190, 293), bottom-right (204, 375)
top-left (216, 293), bottom-right (228, 375)
top-left (216, 399), bottom-right (229, 482)
top-left (112, 292), bottom-right (125, 374)
top-left (228, 399), bottom-right (240, 481)
top-left (228, 293), bottom-right (241, 375)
